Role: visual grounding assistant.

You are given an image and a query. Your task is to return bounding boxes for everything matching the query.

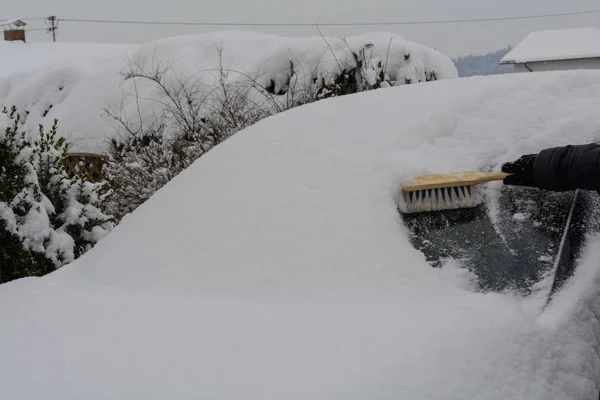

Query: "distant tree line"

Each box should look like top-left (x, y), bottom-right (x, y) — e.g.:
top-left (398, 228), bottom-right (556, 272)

top-left (452, 46), bottom-right (514, 78)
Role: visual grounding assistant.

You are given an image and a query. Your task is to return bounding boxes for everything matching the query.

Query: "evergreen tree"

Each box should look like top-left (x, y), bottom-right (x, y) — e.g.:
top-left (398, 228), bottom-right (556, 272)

top-left (0, 106), bottom-right (55, 282)
top-left (0, 105), bottom-right (115, 284)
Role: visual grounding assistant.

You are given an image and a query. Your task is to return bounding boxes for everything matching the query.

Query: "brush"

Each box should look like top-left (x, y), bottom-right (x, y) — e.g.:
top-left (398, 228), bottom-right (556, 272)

top-left (399, 171), bottom-right (510, 214)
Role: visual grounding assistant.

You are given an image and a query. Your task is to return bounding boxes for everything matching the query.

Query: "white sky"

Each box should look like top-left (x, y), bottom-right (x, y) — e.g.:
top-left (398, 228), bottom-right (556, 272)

top-left (2, 0), bottom-right (600, 57)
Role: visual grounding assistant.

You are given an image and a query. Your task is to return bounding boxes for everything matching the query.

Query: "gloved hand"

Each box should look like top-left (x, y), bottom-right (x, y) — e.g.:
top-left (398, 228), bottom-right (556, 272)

top-left (501, 154), bottom-right (537, 187)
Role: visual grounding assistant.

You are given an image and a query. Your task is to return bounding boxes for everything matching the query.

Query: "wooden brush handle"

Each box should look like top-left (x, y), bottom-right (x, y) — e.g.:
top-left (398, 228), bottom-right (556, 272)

top-left (402, 171), bottom-right (512, 191)
top-left (473, 172), bottom-right (511, 184)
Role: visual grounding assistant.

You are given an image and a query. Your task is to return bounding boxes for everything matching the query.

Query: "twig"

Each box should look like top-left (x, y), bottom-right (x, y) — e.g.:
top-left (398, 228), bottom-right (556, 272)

top-left (315, 18), bottom-right (343, 74)
top-left (384, 36), bottom-right (393, 76)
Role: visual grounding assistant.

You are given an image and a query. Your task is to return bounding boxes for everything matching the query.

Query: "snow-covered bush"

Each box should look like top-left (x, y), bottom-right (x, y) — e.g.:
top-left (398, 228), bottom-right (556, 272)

top-left (311, 43), bottom-right (392, 100)
top-left (0, 31), bottom-right (457, 155)
top-left (102, 131), bottom-right (209, 220)
top-left (253, 34), bottom-right (455, 102)
top-left (102, 49), bottom-right (299, 219)
top-left (0, 105), bottom-right (115, 284)
top-left (101, 55), bottom-right (241, 219)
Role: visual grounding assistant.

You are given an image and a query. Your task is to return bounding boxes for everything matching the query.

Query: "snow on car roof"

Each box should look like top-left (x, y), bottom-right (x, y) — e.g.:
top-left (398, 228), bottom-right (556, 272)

top-left (3, 68), bottom-right (600, 399)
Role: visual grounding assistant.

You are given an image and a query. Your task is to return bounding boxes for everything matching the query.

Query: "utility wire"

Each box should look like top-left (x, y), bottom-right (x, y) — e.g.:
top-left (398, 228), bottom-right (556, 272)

top-left (0, 17), bottom-right (48, 22)
top-left (57, 9), bottom-right (600, 27)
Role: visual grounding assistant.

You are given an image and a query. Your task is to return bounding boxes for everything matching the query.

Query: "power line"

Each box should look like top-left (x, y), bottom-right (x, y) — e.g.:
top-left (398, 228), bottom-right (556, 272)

top-left (0, 17), bottom-right (48, 22)
top-left (58, 9), bottom-right (600, 27)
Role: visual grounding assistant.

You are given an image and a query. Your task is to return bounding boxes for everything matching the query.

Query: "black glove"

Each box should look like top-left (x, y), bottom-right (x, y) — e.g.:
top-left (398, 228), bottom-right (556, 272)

top-left (501, 154), bottom-right (537, 187)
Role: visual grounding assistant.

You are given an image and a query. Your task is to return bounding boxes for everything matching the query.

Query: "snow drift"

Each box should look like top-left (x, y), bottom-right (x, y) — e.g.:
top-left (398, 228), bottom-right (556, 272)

top-left (0, 31), bottom-right (458, 153)
top-left (2, 69), bottom-right (600, 399)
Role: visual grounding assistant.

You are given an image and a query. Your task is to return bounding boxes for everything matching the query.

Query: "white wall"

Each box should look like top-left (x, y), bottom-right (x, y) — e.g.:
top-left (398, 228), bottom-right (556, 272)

top-left (514, 58), bottom-right (600, 73)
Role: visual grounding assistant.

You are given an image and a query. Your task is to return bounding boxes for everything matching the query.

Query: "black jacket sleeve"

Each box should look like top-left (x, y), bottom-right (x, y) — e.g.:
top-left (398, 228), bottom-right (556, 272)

top-left (533, 143), bottom-right (600, 191)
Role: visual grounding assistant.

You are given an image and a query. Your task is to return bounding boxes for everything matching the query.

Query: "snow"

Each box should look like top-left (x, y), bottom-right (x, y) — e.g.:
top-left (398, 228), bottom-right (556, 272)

top-left (513, 212), bottom-right (529, 221)
top-left (0, 31), bottom-right (457, 153)
top-left (0, 18), bottom-right (26, 27)
top-left (0, 40), bottom-right (135, 77)
top-left (3, 64), bottom-right (600, 399)
top-left (500, 26), bottom-right (600, 64)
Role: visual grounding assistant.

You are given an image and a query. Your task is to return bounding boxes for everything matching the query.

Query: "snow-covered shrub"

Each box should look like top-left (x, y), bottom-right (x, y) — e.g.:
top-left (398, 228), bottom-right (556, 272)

top-left (256, 35), bottom-right (455, 102)
top-left (102, 131), bottom-right (202, 220)
top-left (101, 52), bottom-right (283, 220)
top-left (102, 56), bottom-right (226, 219)
top-left (0, 105), bottom-right (115, 284)
top-left (312, 43), bottom-right (390, 100)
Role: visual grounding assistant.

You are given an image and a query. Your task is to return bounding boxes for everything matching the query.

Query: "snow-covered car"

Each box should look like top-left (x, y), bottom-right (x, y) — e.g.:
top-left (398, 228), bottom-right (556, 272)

top-left (2, 68), bottom-right (600, 400)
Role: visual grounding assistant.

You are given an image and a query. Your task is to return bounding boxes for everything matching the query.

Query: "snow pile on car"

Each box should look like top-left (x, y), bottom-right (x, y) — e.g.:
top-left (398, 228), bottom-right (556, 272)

top-left (1, 69), bottom-right (600, 399)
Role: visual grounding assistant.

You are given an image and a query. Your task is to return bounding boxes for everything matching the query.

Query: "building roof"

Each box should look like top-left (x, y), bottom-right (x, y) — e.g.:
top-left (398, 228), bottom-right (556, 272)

top-left (1, 18), bottom-right (27, 28)
top-left (500, 26), bottom-right (600, 64)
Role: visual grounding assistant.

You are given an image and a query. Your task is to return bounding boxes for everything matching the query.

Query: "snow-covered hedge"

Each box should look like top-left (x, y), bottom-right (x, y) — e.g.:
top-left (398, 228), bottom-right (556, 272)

top-left (0, 106), bottom-right (114, 283)
top-left (0, 31), bottom-right (458, 154)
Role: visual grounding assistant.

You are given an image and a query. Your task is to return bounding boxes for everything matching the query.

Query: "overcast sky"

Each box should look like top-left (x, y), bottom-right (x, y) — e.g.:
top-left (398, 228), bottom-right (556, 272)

top-left (3, 0), bottom-right (599, 57)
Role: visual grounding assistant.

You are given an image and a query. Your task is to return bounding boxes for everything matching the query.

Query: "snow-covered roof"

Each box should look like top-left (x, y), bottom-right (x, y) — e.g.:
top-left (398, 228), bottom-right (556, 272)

top-left (1, 18), bottom-right (27, 27)
top-left (500, 26), bottom-right (600, 64)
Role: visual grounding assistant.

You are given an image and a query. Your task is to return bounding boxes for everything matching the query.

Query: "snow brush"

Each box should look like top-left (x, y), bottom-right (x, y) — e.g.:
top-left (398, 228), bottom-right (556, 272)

top-left (399, 171), bottom-right (510, 213)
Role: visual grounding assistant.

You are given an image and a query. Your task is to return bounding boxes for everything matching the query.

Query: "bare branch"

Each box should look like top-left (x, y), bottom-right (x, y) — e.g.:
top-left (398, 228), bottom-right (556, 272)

top-left (315, 19), bottom-right (343, 74)
top-left (384, 37), bottom-right (393, 76)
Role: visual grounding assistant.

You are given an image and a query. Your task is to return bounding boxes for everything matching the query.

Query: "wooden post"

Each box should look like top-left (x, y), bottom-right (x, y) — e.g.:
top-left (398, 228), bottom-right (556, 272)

top-left (64, 153), bottom-right (107, 183)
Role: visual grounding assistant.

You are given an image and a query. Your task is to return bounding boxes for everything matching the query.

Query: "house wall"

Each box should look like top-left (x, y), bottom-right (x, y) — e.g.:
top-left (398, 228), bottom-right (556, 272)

top-left (514, 58), bottom-right (600, 72)
top-left (3, 29), bottom-right (26, 42)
